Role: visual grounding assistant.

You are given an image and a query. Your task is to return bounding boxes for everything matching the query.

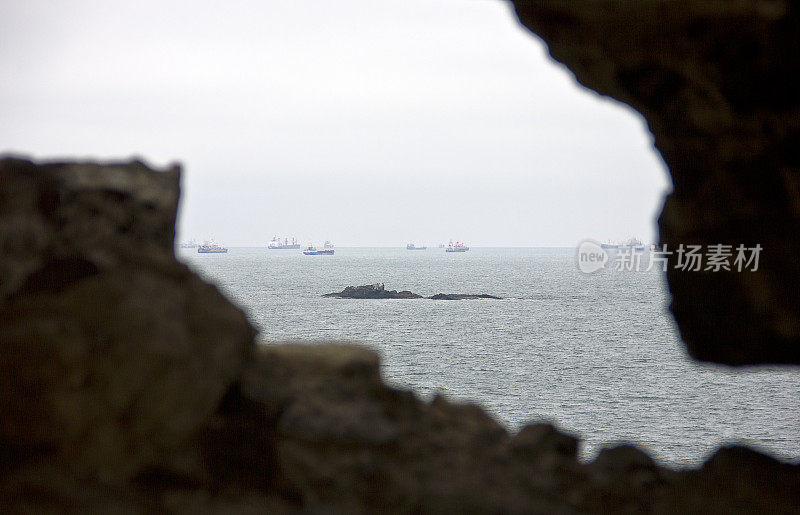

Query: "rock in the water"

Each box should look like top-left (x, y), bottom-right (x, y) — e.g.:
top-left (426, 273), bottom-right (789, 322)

top-left (428, 293), bottom-right (502, 300)
top-left (0, 157), bottom-right (255, 480)
top-left (323, 283), bottom-right (422, 299)
top-left (324, 284), bottom-right (501, 300)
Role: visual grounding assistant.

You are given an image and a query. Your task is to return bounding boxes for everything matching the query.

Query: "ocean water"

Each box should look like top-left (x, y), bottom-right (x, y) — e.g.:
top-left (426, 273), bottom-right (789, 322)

top-left (179, 246), bottom-right (800, 468)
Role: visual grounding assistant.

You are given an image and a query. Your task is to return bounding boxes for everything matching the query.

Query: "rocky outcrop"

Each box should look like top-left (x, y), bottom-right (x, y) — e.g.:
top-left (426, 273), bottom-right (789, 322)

top-left (429, 293), bottom-right (502, 300)
top-left (0, 157), bottom-right (255, 481)
top-left (198, 344), bottom-right (800, 513)
top-left (323, 283), bottom-right (423, 299)
top-left (324, 284), bottom-right (502, 300)
top-left (511, 1), bottom-right (800, 365)
top-left (1, 158), bottom-right (799, 511)
top-left (7, 338), bottom-right (800, 513)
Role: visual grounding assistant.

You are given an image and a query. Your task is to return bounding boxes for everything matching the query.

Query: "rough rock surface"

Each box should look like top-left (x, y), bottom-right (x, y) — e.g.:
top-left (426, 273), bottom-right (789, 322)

top-left (199, 344), bottom-right (800, 514)
top-left (6, 336), bottom-right (800, 512)
top-left (0, 157), bottom-right (255, 481)
top-left (512, 0), bottom-right (800, 365)
top-left (324, 284), bottom-right (502, 300)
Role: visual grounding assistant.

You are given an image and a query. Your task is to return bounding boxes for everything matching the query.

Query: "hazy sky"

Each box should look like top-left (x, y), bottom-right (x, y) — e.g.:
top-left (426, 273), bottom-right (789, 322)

top-left (1, 0), bottom-right (670, 246)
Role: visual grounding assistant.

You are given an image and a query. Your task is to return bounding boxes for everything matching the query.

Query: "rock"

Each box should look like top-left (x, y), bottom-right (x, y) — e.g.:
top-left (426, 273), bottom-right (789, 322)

top-left (592, 444), bottom-right (658, 474)
top-left (666, 446), bottom-right (800, 513)
top-left (323, 283), bottom-right (422, 299)
top-left (0, 157), bottom-right (255, 481)
top-left (511, 1), bottom-right (800, 365)
top-left (209, 344), bottom-right (576, 513)
top-left (324, 284), bottom-right (501, 300)
top-left (581, 444), bottom-right (666, 512)
top-left (201, 344), bottom-right (799, 514)
top-left (428, 293), bottom-right (502, 300)
top-left (511, 423), bottom-right (579, 462)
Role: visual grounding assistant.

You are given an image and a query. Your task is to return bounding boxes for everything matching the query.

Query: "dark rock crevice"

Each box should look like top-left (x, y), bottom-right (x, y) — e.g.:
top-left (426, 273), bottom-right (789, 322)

top-left (512, 0), bottom-right (800, 365)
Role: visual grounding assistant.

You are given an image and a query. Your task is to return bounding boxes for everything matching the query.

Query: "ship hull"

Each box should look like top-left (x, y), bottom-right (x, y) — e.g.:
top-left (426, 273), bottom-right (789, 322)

top-left (198, 249), bottom-right (228, 253)
top-left (445, 248), bottom-right (469, 252)
top-left (303, 250), bottom-right (334, 255)
top-left (269, 245), bottom-right (301, 250)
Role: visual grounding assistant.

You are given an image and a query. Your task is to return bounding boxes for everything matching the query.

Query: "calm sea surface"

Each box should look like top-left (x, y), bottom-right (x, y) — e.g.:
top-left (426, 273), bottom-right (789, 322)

top-left (179, 246), bottom-right (799, 468)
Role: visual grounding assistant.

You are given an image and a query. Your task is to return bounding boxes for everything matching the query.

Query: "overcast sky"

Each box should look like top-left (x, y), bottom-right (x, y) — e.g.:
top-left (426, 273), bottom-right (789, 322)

top-left (1, 0), bottom-right (670, 247)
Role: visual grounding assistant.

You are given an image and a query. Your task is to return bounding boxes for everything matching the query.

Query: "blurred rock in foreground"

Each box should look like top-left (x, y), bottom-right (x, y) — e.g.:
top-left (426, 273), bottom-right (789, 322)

top-left (513, 0), bottom-right (800, 365)
top-left (0, 157), bottom-right (254, 481)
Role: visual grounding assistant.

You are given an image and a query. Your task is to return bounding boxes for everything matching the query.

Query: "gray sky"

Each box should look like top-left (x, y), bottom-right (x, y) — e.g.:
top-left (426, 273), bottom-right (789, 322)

top-left (1, 0), bottom-right (670, 247)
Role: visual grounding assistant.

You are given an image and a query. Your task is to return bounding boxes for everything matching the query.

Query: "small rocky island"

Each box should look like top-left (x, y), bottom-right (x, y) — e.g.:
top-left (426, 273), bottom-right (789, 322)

top-left (323, 284), bottom-right (422, 299)
top-left (323, 283), bottom-right (502, 300)
top-left (428, 293), bottom-right (501, 300)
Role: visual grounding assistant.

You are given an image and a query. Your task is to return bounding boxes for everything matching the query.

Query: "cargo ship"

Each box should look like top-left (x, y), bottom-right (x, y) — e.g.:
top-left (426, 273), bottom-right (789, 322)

top-left (179, 238), bottom-right (198, 249)
top-left (601, 238), bottom-right (644, 251)
top-left (197, 240), bottom-right (228, 253)
top-left (445, 240), bottom-right (469, 252)
top-left (268, 236), bottom-right (301, 249)
top-left (303, 241), bottom-right (335, 255)
top-left (406, 243), bottom-right (427, 250)
top-left (619, 237), bottom-right (645, 251)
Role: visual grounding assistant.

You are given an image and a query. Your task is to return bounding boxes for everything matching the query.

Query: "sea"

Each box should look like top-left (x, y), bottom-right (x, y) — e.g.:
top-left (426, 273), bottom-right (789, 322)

top-left (179, 246), bottom-right (800, 468)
